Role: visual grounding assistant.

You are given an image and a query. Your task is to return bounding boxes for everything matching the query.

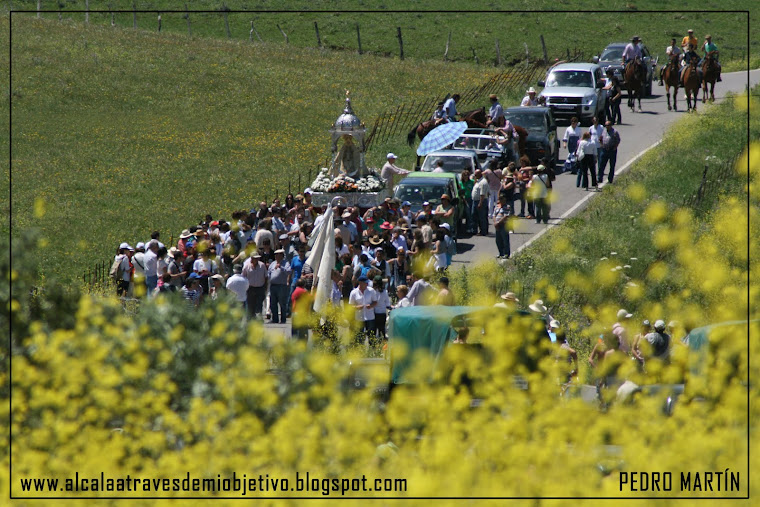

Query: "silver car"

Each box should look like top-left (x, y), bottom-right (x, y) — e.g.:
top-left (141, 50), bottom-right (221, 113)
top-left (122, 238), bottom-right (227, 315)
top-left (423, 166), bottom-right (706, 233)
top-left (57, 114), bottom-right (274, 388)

top-left (538, 62), bottom-right (607, 126)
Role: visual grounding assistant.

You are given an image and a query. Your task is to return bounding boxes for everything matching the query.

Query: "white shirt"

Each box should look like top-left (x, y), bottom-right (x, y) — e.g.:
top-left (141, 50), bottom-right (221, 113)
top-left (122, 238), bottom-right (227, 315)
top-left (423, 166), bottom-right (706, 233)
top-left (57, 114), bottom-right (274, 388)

top-left (226, 274), bottom-right (249, 302)
top-left (589, 124), bottom-right (604, 149)
top-left (521, 95), bottom-right (538, 107)
top-left (349, 286), bottom-right (377, 322)
top-left (531, 174), bottom-right (549, 199)
top-left (374, 290), bottom-right (391, 314)
top-left (132, 252), bottom-right (146, 276)
top-left (471, 178), bottom-right (490, 201)
top-left (564, 125), bottom-right (583, 143)
top-left (144, 249), bottom-right (158, 277)
top-left (666, 45), bottom-right (682, 56)
top-left (381, 161), bottom-right (410, 188)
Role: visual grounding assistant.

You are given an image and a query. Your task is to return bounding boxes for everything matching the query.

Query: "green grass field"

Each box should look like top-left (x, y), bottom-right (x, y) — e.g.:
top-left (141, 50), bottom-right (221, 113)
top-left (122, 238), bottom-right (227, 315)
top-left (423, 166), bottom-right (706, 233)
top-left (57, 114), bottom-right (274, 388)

top-left (6, 15), bottom-right (502, 284)
top-left (17, 1), bottom-right (758, 70)
top-left (449, 87), bottom-right (757, 361)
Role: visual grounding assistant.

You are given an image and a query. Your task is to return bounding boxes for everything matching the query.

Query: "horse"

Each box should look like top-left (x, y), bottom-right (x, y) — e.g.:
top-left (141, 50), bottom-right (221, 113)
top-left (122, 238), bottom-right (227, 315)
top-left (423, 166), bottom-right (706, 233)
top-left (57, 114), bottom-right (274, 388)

top-left (701, 53), bottom-right (719, 103)
top-left (683, 59), bottom-right (700, 112)
top-left (406, 107), bottom-right (488, 146)
top-left (624, 60), bottom-right (646, 113)
top-left (459, 107), bottom-right (488, 129)
top-left (407, 119), bottom-right (437, 146)
top-left (662, 54), bottom-right (680, 111)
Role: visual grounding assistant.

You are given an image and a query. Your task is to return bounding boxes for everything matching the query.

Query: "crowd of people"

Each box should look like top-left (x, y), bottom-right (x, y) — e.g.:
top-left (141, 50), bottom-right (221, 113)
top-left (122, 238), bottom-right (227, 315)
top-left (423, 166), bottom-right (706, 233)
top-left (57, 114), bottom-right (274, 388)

top-left (110, 189), bottom-right (461, 343)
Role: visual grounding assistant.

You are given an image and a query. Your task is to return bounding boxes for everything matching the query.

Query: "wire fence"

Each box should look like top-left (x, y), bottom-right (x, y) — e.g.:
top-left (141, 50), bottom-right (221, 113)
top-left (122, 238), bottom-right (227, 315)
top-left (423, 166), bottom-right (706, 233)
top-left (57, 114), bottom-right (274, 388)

top-left (682, 153), bottom-right (741, 208)
top-left (364, 61), bottom-right (552, 150)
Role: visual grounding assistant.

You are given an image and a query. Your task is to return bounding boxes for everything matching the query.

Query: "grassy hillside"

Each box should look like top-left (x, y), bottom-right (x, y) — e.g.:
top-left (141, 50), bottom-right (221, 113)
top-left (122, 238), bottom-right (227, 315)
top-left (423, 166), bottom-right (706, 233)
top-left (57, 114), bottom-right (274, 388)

top-left (18, 1), bottom-right (757, 70)
top-left (449, 88), bottom-right (757, 361)
top-left (6, 15), bottom-right (503, 283)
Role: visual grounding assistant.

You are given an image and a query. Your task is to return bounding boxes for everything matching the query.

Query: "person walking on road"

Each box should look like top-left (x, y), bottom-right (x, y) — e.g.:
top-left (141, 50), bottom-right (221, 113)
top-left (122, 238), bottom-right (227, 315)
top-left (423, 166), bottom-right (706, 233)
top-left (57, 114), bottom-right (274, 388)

top-left (604, 70), bottom-right (623, 125)
top-left (471, 169), bottom-right (490, 236)
top-left (493, 194), bottom-right (511, 259)
top-left (530, 165), bottom-right (551, 224)
top-left (575, 132), bottom-right (598, 191)
top-left (598, 121), bottom-right (621, 184)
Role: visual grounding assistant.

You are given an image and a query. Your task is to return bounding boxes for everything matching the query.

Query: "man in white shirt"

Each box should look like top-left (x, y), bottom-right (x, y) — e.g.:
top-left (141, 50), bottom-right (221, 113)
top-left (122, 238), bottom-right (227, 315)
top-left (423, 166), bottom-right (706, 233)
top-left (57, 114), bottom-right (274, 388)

top-left (521, 87), bottom-right (539, 107)
top-left (349, 276), bottom-right (378, 338)
top-left (406, 273), bottom-right (434, 306)
top-left (225, 264), bottom-right (249, 309)
top-left (471, 169), bottom-right (490, 236)
top-left (380, 153), bottom-right (410, 191)
top-left (659, 37), bottom-right (682, 85)
top-left (588, 116), bottom-right (604, 174)
top-left (143, 240), bottom-right (160, 296)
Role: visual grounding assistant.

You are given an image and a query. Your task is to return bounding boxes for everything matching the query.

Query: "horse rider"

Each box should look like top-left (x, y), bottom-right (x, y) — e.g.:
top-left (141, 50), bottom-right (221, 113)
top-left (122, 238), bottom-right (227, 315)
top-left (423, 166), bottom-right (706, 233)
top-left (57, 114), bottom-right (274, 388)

top-left (659, 37), bottom-right (682, 86)
top-left (486, 94), bottom-right (505, 128)
top-left (521, 87), bottom-right (539, 107)
top-left (443, 94), bottom-right (460, 121)
top-left (680, 43), bottom-right (700, 86)
top-left (700, 35), bottom-right (722, 82)
top-left (681, 29), bottom-right (698, 54)
top-left (622, 36), bottom-right (645, 81)
top-left (431, 101), bottom-right (448, 126)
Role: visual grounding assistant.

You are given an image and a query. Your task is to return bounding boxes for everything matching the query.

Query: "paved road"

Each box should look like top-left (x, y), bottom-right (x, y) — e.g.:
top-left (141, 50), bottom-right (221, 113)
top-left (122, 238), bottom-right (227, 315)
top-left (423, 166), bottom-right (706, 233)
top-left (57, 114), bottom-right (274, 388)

top-left (453, 68), bottom-right (760, 266)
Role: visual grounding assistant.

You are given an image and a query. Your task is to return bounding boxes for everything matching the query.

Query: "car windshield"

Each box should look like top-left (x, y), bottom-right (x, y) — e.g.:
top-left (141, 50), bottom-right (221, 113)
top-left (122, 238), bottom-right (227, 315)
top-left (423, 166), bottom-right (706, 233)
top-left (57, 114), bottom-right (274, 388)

top-left (504, 112), bottom-right (547, 134)
top-left (452, 137), bottom-right (502, 153)
top-left (600, 48), bottom-right (624, 62)
top-left (545, 70), bottom-right (594, 88)
top-left (394, 182), bottom-right (448, 207)
top-left (421, 155), bottom-right (474, 173)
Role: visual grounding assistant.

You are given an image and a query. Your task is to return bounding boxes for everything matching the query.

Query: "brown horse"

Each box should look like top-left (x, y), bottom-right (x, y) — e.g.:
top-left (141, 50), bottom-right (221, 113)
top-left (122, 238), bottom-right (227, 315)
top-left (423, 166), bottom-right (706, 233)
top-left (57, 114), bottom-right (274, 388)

top-left (701, 53), bottom-right (719, 103)
top-left (662, 54), bottom-right (680, 111)
top-left (624, 60), bottom-right (646, 112)
top-left (683, 59), bottom-right (700, 112)
top-left (407, 119), bottom-right (437, 146)
top-left (406, 107), bottom-right (488, 146)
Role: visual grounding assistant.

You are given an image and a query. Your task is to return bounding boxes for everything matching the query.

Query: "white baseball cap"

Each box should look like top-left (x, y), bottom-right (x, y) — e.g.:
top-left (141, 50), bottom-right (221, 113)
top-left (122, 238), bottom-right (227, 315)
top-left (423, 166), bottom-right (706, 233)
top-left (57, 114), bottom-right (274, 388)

top-left (387, 153), bottom-right (397, 159)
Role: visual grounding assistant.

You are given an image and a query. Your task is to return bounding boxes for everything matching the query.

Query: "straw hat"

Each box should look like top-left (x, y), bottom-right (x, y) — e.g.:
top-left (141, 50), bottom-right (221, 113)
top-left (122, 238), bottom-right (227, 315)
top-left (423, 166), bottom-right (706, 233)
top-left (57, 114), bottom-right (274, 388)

top-left (179, 229), bottom-right (192, 239)
top-left (500, 292), bottom-right (519, 302)
top-left (528, 299), bottom-right (548, 313)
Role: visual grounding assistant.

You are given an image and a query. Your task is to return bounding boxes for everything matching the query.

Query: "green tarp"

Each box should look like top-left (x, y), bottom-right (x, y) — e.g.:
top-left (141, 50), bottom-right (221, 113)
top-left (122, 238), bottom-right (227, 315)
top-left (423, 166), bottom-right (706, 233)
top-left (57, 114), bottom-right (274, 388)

top-left (388, 306), bottom-right (486, 385)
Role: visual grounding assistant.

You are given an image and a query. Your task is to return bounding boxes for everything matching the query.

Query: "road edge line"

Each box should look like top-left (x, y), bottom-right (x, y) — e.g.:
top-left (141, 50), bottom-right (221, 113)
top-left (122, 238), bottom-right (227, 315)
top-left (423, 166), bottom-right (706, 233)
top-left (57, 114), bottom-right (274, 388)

top-left (512, 139), bottom-right (664, 256)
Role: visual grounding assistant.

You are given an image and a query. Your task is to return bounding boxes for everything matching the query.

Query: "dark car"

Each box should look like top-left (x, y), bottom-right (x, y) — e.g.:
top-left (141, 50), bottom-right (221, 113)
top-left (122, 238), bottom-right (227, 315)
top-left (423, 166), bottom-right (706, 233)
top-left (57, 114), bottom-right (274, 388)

top-left (503, 106), bottom-right (559, 168)
top-left (594, 42), bottom-right (657, 97)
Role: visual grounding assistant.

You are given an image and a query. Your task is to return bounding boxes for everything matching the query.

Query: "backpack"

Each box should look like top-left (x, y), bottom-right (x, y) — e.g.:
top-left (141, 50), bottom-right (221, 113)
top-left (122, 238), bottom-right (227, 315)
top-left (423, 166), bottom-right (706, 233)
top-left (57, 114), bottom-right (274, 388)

top-left (109, 256), bottom-right (123, 279)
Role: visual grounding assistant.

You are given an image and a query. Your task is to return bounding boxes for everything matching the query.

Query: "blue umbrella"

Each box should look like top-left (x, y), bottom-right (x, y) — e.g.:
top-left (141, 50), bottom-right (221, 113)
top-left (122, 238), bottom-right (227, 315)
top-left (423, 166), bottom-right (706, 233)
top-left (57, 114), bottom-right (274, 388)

top-left (416, 121), bottom-right (469, 156)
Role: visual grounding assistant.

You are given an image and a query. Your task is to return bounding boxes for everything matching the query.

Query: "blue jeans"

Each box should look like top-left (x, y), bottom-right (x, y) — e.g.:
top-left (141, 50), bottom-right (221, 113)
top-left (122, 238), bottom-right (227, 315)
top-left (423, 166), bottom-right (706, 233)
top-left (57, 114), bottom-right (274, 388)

top-left (598, 148), bottom-right (618, 183)
top-left (465, 197), bottom-right (474, 232)
top-left (146, 275), bottom-right (158, 295)
top-left (269, 284), bottom-right (289, 323)
top-left (495, 226), bottom-right (510, 257)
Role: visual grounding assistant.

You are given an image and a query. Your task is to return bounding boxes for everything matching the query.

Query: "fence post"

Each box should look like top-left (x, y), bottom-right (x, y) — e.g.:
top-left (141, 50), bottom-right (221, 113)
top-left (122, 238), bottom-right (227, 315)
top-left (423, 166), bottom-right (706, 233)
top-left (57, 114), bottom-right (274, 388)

top-left (133, 2), bottom-right (137, 29)
top-left (314, 21), bottom-right (322, 48)
top-left (540, 35), bottom-right (548, 64)
top-left (222, 4), bottom-right (231, 38)
top-left (277, 24), bottom-right (289, 44)
top-left (444, 31), bottom-right (451, 61)
top-left (110, 4), bottom-right (114, 27)
top-left (397, 27), bottom-right (404, 60)
top-left (85, 0), bottom-right (89, 24)
top-left (495, 39), bottom-right (502, 66)
top-left (158, 13), bottom-right (162, 32)
top-left (37, 0), bottom-right (40, 19)
top-left (356, 23), bottom-right (362, 54)
top-left (185, 4), bottom-right (192, 36)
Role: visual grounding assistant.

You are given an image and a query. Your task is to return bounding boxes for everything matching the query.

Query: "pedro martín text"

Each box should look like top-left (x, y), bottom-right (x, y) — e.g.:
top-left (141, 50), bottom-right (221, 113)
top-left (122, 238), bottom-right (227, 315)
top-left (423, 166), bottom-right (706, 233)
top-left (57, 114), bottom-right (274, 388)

top-left (620, 470), bottom-right (740, 493)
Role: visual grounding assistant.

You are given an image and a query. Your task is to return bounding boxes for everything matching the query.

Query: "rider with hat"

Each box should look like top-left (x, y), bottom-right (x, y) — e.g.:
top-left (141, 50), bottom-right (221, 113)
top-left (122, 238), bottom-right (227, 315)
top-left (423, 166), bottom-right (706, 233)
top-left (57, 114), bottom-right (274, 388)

top-left (443, 94), bottom-right (460, 121)
top-left (622, 36), bottom-right (644, 80)
top-left (431, 101), bottom-right (448, 126)
top-left (681, 29), bottom-right (698, 53)
top-left (486, 94), bottom-right (505, 128)
top-left (680, 43), bottom-right (700, 86)
top-left (700, 35), bottom-right (721, 82)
